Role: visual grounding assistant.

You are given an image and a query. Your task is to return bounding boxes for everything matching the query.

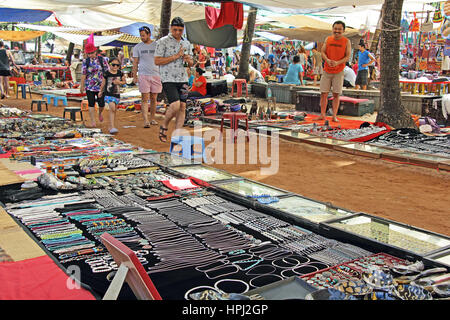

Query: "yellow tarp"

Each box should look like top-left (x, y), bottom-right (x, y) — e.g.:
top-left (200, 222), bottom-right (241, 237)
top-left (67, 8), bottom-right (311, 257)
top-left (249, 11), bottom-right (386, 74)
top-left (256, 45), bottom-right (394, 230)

top-left (0, 30), bottom-right (45, 41)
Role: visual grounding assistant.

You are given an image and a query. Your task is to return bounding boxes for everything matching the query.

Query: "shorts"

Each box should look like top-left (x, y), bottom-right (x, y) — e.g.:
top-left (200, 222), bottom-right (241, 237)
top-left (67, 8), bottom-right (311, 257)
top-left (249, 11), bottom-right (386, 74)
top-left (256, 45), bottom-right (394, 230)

top-left (86, 90), bottom-right (105, 108)
top-left (320, 70), bottom-right (344, 94)
top-left (138, 75), bottom-right (162, 94)
top-left (0, 70), bottom-right (11, 77)
top-left (355, 69), bottom-right (369, 86)
top-left (162, 82), bottom-right (189, 104)
top-left (104, 95), bottom-right (120, 105)
top-left (313, 65), bottom-right (323, 75)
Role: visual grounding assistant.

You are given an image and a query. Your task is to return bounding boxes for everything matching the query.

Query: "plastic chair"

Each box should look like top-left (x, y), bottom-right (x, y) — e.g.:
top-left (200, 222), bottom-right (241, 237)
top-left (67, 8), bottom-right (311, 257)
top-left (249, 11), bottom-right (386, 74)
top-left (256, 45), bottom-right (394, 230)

top-left (220, 112), bottom-right (249, 142)
top-left (16, 84), bottom-right (32, 99)
top-left (231, 79), bottom-right (248, 98)
top-left (63, 107), bottom-right (84, 121)
top-left (169, 136), bottom-right (205, 161)
top-left (53, 96), bottom-right (68, 106)
top-left (31, 100), bottom-right (48, 112)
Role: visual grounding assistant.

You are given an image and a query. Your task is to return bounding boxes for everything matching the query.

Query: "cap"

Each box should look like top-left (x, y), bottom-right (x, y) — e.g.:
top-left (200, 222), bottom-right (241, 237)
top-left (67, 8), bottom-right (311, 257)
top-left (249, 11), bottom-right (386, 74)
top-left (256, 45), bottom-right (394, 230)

top-left (85, 42), bottom-right (97, 54)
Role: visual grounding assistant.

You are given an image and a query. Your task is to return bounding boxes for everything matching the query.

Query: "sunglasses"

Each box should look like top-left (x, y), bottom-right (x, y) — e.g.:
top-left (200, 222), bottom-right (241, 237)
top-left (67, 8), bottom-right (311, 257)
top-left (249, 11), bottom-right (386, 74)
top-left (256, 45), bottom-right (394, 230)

top-left (111, 63), bottom-right (120, 67)
top-left (139, 26), bottom-right (150, 33)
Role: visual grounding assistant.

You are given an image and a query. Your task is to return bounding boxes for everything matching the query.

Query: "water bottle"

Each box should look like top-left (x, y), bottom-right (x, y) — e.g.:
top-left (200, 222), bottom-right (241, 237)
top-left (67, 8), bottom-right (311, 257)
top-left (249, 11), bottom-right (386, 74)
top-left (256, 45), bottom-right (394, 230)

top-left (267, 87), bottom-right (272, 98)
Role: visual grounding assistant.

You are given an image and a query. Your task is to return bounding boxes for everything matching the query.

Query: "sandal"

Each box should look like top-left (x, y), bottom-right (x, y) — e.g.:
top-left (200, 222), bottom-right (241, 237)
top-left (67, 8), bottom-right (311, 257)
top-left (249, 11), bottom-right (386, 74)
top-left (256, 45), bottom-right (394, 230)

top-left (159, 126), bottom-right (168, 142)
top-left (150, 120), bottom-right (158, 125)
top-left (144, 123), bottom-right (150, 128)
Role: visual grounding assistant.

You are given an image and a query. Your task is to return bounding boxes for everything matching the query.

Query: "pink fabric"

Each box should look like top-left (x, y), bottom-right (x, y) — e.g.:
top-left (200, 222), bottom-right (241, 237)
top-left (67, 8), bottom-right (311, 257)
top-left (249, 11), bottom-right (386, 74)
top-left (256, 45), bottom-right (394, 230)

top-left (205, 2), bottom-right (244, 30)
top-left (0, 255), bottom-right (96, 300)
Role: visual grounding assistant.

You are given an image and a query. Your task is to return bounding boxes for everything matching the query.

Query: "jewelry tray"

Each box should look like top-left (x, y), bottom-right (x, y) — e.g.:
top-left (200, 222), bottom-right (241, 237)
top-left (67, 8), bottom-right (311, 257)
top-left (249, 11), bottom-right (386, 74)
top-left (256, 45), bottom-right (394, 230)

top-left (169, 164), bottom-right (241, 182)
top-left (244, 276), bottom-right (317, 300)
top-left (136, 152), bottom-right (195, 167)
top-left (320, 213), bottom-right (450, 260)
top-left (214, 179), bottom-right (289, 197)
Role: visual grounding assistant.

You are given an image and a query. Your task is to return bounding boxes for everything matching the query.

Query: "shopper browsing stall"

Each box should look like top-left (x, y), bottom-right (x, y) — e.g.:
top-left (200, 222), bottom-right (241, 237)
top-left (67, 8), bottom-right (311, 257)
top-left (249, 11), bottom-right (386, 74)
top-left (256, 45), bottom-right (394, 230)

top-left (355, 43), bottom-right (375, 90)
top-left (0, 41), bottom-right (17, 99)
top-left (319, 21), bottom-right (351, 122)
top-left (155, 17), bottom-right (193, 142)
top-left (99, 57), bottom-right (126, 134)
top-left (132, 25), bottom-right (162, 128)
top-left (283, 55), bottom-right (304, 85)
top-left (80, 43), bottom-right (109, 128)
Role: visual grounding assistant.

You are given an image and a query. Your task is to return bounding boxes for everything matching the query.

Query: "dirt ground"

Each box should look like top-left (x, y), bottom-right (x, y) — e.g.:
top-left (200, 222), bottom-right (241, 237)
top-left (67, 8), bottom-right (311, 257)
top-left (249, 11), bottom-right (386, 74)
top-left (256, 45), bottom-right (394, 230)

top-left (2, 91), bottom-right (449, 236)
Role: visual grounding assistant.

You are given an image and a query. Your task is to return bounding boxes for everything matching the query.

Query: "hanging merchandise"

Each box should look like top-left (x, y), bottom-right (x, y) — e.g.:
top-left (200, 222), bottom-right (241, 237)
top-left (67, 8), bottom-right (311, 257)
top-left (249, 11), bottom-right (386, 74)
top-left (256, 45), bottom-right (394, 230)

top-left (401, 12), bottom-right (410, 33)
top-left (444, 38), bottom-right (450, 56)
top-left (433, 2), bottom-right (444, 22)
top-left (421, 12), bottom-right (433, 32)
top-left (443, 1), bottom-right (450, 18)
top-left (409, 12), bottom-right (420, 32)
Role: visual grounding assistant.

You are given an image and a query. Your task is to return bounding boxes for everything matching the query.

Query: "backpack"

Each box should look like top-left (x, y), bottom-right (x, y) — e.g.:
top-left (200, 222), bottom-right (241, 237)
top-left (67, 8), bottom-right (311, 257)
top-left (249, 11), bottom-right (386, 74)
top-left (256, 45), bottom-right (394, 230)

top-left (85, 55), bottom-right (107, 75)
top-left (421, 11), bottom-right (433, 32)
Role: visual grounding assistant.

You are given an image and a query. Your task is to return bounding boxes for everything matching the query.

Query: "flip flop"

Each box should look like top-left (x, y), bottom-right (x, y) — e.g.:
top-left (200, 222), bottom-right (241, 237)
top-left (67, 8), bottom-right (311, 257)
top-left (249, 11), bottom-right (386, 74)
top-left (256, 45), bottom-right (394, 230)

top-left (159, 126), bottom-right (168, 143)
top-left (144, 123), bottom-right (150, 128)
top-left (150, 120), bottom-right (158, 125)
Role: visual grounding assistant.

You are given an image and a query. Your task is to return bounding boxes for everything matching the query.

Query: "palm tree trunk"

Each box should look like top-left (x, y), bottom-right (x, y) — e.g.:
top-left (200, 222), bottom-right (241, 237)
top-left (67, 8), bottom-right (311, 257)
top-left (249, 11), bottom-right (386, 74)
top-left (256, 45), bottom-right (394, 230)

top-left (236, 7), bottom-right (258, 81)
top-left (158, 0), bottom-right (172, 39)
top-left (376, 0), bottom-right (416, 128)
top-left (66, 42), bottom-right (74, 64)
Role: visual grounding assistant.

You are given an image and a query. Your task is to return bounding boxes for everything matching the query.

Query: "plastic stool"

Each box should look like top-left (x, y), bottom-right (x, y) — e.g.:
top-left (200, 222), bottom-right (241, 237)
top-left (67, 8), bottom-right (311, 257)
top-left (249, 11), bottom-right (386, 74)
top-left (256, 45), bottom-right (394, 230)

top-left (42, 94), bottom-right (56, 104)
top-left (81, 99), bottom-right (98, 111)
top-left (53, 96), bottom-right (68, 106)
top-left (63, 107), bottom-right (83, 121)
top-left (31, 100), bottom-right (48, 112)
top-left (231, 79), bottom-right (248, 98)
top-left (276, 75), bottom-right (284, 83)
top-left (8, 81), bottom-right (17, 95)
top-left (220, 112), bottom-right (249, 142)
top-left (16, 84), bottom-right (32, 99)
top-left (170, 136), bottom-right (205, 161)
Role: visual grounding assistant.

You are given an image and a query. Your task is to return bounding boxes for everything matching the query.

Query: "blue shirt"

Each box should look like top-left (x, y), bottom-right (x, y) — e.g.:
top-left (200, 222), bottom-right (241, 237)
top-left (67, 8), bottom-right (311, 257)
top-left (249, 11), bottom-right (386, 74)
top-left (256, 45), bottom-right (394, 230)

top-left (283, 63), bottom-right (304, 85)
top-left (358, 50), bottom-right (372, 70)
top-left (268, 53), bottom-right (275, 64)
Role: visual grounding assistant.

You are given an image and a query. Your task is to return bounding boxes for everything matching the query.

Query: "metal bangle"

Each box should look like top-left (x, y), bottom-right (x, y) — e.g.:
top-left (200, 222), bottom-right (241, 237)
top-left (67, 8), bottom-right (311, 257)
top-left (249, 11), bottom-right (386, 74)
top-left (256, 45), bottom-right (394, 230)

top-left (92, 265), bottom-right (113, 273)
top-left (184, 286), bottom-right (218, 301)
top-left (214, 279), bottom-right (249, 294)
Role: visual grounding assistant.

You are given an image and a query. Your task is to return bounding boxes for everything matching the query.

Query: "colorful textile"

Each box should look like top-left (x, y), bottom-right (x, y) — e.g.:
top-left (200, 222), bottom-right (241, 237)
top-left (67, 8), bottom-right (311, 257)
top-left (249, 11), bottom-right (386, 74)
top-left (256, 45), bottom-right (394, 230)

top-left (205, 2), bottom-right (244, 30)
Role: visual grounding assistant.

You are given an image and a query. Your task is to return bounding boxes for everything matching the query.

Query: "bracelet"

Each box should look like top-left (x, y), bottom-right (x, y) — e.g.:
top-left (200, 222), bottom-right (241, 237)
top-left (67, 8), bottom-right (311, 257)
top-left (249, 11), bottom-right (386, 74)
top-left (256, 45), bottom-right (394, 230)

top-left (184, 286), bottom-right (218, 301)
top-left (214, 279), bottom-right (249, 294)
top-left (248, 274), bottom-right (283, 288)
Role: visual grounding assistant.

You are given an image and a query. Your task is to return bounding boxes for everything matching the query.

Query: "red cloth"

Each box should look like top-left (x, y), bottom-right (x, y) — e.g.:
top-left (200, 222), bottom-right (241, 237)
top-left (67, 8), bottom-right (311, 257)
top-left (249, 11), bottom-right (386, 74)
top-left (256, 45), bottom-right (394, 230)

top-left (0, 255), bottom-right (96, 300)
top-left (205, 2), bottom-right (244, 30)
top-left (192, 75), bottom-right (207, 96)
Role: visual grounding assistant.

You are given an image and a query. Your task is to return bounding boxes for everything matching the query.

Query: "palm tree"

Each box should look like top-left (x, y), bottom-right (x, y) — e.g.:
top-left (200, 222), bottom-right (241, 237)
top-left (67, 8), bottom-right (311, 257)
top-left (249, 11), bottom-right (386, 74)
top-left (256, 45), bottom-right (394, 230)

top-left (236, 7), bottom-right (258, 81)
top-left (158, 0), bottom-right (172, 39)
top-left (376, 0), bottom-right (415, 128)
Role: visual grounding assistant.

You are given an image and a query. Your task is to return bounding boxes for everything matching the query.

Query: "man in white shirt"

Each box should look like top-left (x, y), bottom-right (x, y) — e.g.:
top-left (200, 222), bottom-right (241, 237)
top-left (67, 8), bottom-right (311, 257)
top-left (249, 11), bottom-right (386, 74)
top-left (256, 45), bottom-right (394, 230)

top-left (132, 26), bottom-right (162, 128)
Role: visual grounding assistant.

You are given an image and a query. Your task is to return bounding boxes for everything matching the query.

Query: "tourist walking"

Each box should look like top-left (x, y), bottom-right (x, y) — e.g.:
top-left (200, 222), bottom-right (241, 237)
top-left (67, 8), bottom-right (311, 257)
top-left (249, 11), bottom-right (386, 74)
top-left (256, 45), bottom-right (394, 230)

top-left (155, 17), bottom-right (193, 142)
top-left (132, 25), bottom-right (162, 127)
top-left (80, 42), bottom-right (109, 127)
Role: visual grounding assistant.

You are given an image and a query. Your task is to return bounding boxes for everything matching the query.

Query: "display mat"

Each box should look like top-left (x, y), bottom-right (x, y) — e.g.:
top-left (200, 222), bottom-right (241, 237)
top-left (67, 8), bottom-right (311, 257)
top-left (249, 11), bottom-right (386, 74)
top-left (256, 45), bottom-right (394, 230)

top-left (1, 186), bottom-right (379, 300)
top-left (217, 179), bottom-right (289, 197)
top-left (171, 165), bottom-right (240, 182)
top-left (325, 215), bottom-right (450, 256)
top-left (268, 196), bottom-right (354, 223)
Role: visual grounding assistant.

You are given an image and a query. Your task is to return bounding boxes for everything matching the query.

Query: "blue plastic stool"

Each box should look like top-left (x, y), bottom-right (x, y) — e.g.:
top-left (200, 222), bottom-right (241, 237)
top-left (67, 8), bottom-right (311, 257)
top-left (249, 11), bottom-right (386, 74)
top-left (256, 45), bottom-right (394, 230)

top-left (169, 136), bottom-right (205, 161)
top-left (276, 75), bottom-right (284, 83)
top-left (16, 84), bottom-right (32, 99)
top-left (54, 96), bottom-right (68, 106)
top-left (42, 94), bottom-right (56, 104)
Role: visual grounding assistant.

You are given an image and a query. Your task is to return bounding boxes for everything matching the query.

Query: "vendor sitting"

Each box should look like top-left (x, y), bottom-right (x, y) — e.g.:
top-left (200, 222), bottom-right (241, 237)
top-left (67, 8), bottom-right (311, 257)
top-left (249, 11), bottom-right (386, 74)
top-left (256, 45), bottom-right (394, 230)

top-left (188, 67), bottom-right (208, 98)
top-left (283, 55), bottom-right (304, 85)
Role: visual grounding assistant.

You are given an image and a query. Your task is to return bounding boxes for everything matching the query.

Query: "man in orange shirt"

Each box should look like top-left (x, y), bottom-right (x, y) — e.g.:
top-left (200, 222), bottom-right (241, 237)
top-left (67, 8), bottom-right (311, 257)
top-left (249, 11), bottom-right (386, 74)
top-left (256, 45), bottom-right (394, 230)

top-left (318, 21), bottom-right (351, 122)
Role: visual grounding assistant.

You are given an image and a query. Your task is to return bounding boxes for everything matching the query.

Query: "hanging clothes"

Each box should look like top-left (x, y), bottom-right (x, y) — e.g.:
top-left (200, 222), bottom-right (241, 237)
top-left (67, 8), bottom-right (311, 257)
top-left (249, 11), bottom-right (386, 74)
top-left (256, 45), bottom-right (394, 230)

top-left (205, 2), bottom-right (244, 30)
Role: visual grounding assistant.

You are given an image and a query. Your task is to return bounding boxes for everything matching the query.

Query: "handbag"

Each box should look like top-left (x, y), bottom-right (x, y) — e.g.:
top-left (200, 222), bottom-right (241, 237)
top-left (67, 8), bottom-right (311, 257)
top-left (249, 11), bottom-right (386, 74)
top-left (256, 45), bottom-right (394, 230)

top-left (409, 12), bottom-right (420, 32)
top-left (421, 11), bottom-right (433, 32)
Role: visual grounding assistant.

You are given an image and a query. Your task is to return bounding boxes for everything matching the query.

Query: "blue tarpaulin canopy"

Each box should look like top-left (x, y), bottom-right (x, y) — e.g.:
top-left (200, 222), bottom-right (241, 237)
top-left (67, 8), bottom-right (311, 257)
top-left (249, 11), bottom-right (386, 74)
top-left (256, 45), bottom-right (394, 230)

top-left (0, 8), bottom-right (52, 23)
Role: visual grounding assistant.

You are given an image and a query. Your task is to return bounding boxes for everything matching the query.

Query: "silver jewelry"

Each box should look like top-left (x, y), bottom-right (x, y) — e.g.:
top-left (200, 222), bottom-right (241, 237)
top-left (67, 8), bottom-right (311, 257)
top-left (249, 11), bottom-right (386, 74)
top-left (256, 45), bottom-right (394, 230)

top-left (214, 279), bottom-right (249, 294)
